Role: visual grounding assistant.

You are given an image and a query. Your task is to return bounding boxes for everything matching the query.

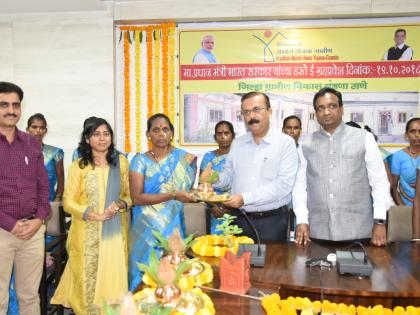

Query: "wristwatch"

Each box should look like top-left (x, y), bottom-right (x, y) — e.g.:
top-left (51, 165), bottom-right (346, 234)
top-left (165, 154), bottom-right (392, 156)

top-left (373, 218), bottom-right (386, 225)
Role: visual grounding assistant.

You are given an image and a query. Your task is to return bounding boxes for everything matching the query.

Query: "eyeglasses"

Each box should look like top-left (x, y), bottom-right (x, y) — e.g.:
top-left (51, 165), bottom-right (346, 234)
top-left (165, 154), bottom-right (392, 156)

top-left (315, 103), bottom-right (340, 113)
top-left (241, 106), bottom-right (267, 116)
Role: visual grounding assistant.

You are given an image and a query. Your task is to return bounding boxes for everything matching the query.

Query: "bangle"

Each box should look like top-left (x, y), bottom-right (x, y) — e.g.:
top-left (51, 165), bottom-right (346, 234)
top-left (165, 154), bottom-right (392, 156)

top-left (411, 238), bottom-right (420, 242)
top-left (172, 191), bottom-right (177, 200)
top-left (117, 199), bottom-right (128, 212)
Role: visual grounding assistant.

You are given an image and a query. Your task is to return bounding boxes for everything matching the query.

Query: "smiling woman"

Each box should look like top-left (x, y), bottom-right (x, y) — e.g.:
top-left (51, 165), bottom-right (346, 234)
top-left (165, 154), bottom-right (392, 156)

top-left (51, 117), bottom-right (132, 314)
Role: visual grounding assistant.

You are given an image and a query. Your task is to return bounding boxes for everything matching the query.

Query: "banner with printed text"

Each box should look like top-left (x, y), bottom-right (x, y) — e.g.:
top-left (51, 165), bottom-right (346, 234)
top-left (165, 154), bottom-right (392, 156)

top-left (179, 22), bottom-right (420, 146)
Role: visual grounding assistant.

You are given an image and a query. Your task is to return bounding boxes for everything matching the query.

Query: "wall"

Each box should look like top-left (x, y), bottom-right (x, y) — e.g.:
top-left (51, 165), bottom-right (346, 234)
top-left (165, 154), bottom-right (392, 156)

top-left (0, 12), bottom-right (114, 168)
top-left (1, 1), bottom-right (419, 172)
top-left (113, 0), bottom-right (420, 22)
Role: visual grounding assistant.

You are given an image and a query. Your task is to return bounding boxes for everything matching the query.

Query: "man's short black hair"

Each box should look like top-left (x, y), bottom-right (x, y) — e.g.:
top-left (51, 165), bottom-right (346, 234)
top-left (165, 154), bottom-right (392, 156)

top-left (395, 28), bottom-right (406, 36)
top-left (241, 92), bottom-right (271, 109)
top-left (283, 115), bottom-right (302, 129)
top-left (313, 87), bottom-right (343, 110)
top-left (0, 82), bottom-right (24, 101)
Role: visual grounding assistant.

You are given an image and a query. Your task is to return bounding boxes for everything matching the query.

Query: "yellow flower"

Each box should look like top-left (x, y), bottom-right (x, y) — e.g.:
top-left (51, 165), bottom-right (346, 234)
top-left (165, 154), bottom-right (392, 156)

top-left (372, 305), bottom-right (384, 315)
top-left (322, 300), bottom-right (332, 313)
top-left (338, 303), bottom-right (349, 314)
top-left (302, 297), bottom-right (312, 310)
top-left (383, 308), bottom-right (393, 315)
top-left (312, 300), bottom-right (322, 313)
top-left (406, 306), bottom-right (417, 315)
top-left (348, 304), bottom-right (356, 315)
top-left (393, 306), bottom-right (405, 315)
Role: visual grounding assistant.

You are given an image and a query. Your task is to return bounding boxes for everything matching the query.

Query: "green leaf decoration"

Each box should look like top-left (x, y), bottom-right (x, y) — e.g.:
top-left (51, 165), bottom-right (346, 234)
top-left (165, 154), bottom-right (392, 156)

top-left (103, 302), bottom-right (118, 315)
top-left (174, 259), bottom-right (191, 280)
top-left (152, 230), bottom-right (169, 251)
top-left (139, 31), bottom-right (143, 43)
top-left (215, 214), bottom-right (243, 236)
top-left (126, 31), bottom-right (132, 44)
top-left (207, 171), bottom-right (218, 183)
top-left (118, 31), bottom-right (123, 44)
top-left (137, 251), bottom-right (164, 286)
top-left (183, 233), bottom-right (196, 249)
top-left (151, 305), bottom-right (173, 315)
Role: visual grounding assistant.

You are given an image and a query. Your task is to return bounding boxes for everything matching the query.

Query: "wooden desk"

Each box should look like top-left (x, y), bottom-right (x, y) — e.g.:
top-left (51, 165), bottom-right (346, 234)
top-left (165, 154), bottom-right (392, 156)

top-left (199, 241), bottom-right (420, 312)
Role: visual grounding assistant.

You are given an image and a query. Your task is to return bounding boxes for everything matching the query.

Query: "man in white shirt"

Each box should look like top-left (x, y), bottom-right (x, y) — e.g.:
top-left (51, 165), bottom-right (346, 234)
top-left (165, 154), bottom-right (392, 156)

top-left (209, 92), bottom-right (298, 241)
top-left (383, 28), bottom-right (413, 61)
top-left (293, 87), bottom-right (392, 246)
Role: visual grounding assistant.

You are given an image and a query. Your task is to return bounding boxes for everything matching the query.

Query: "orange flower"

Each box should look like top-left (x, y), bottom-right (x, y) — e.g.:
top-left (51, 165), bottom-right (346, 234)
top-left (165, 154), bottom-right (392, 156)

top-left (161, 24), bottom-right (169, 118)
top-left (123, 30), bottom-right (131, 153)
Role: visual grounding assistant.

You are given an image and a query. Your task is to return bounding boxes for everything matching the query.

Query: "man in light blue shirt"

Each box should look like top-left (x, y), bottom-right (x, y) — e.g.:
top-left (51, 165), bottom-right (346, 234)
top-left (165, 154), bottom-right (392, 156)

top-left (210, 92), bottom-right (298, 241)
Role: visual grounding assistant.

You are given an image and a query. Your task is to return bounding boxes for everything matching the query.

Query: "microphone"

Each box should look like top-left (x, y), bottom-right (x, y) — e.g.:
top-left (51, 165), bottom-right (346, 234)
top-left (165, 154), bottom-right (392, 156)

top-left (237, 209), bottom-right (266, 267)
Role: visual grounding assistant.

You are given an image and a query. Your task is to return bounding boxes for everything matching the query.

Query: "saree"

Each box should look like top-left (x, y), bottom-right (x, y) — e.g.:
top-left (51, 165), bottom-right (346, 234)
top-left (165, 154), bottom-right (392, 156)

top-left (42, 144), bottom-right (64, 201)
top-left (199, 150), bottom-right (229, 235)
top-left (51, 154), bottom-right (131, 314)
top-left (128, 148), bottom-right (196, 291)
top-left (391, 149), bottom-right (419, 205)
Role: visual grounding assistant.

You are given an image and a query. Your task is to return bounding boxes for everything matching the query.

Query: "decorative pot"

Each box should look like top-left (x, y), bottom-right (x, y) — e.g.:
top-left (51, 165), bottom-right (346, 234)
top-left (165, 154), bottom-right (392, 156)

top-left (154, 284), bottom-right (182, 307)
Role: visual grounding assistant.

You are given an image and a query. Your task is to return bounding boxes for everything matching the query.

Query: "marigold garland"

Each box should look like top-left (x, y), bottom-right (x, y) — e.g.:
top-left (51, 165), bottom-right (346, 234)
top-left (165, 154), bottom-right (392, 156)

top-left (153, 29), bottom-right (161, 115)
top-left (123, 30), bottom-right (131, 153)
top-left (161, 24), bottom-right (169, 118)
top-left (168, 24), bottom-right (176, 125)
top-left (261, 294), bottom-right (420, 315)
top-left (191, 235), bottom-right (254, 257)
top-left (146, 26), bottom-right (154, 119)
top-left (133, 287), bottom-right (215, 315)
top-left (142, 259), bottom-right (213, 291)
top-left (134, 30), bottom-right (141, 152)
top-left (119, 23), bottom-right (176, 153)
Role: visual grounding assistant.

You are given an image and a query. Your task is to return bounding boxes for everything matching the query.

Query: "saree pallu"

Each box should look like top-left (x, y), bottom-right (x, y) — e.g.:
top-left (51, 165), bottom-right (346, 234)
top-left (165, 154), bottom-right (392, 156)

top-left (43, 144), bottom-right (64, 201)
top-left (128, 148), bottom-right (196, 291)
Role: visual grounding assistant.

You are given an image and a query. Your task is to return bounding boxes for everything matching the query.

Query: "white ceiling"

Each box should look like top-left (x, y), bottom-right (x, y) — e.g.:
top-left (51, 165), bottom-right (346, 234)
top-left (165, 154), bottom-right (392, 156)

top-left (0, 0), bottom-right (109, 14)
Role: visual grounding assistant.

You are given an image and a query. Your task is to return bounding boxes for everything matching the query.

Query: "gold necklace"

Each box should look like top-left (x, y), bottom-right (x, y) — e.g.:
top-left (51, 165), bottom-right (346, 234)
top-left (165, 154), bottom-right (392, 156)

top-left (150, 146), bottom-right (172, 163)
top-left (408, 146), bottom-right (420, 157)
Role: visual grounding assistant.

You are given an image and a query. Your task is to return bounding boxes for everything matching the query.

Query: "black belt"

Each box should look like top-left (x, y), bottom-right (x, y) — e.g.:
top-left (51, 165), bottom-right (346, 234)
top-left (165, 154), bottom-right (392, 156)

top-left (232, 205), bottom-right (288, 218)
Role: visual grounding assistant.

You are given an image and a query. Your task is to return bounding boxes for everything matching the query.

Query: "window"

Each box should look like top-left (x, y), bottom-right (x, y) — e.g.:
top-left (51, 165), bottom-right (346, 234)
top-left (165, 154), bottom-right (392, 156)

top-left (294, 109), bottom-right (303, 119)
top-left (398, 112), bottom-right (407, 123)
top-left (209, 109), bottom-right (223, 122)
top-left (236, 110), bottom-right (243, 122)
top-left (350, 112), bottom-right (363, 123)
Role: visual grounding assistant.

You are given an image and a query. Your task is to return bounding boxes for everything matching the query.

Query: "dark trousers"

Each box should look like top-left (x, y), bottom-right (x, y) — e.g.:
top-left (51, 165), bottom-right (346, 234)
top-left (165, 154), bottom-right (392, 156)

top-left (231, 206), bottom-right (289, 242)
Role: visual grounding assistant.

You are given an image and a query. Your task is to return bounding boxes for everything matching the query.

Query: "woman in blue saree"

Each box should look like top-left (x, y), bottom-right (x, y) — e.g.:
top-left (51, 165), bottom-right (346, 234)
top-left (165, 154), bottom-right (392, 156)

top-left (27, 113), bottom-right (64, 201)
top-left (199, 121), bottom-right (235, 234)
top-left (128, 113), bottom-right (197, 291)
top-left (391, 118), bottom-right (420, 205)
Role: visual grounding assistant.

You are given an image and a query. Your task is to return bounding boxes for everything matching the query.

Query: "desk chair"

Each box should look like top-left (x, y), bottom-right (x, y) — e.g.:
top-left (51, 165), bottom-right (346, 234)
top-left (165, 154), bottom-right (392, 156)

top-left (387, 205), bottom-right (412, 242)
top-left (184, 203), bottom-right (208, 236)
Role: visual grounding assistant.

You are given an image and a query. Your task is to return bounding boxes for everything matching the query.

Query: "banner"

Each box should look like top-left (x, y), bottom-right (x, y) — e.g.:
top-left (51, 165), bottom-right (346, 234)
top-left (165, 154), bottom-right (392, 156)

top-left (179, 21), bottom-right (420, 146)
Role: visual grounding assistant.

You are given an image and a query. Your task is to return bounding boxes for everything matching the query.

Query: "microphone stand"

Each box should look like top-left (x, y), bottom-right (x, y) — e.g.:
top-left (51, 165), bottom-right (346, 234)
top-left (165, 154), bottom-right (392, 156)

top-left (237, 209), bottom-right (266, 267)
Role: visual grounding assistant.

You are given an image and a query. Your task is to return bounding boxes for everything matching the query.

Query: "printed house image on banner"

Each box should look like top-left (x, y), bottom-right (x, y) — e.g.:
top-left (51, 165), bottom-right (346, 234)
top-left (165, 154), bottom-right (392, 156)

top-left (183, 91), bottom-right (417, 145)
